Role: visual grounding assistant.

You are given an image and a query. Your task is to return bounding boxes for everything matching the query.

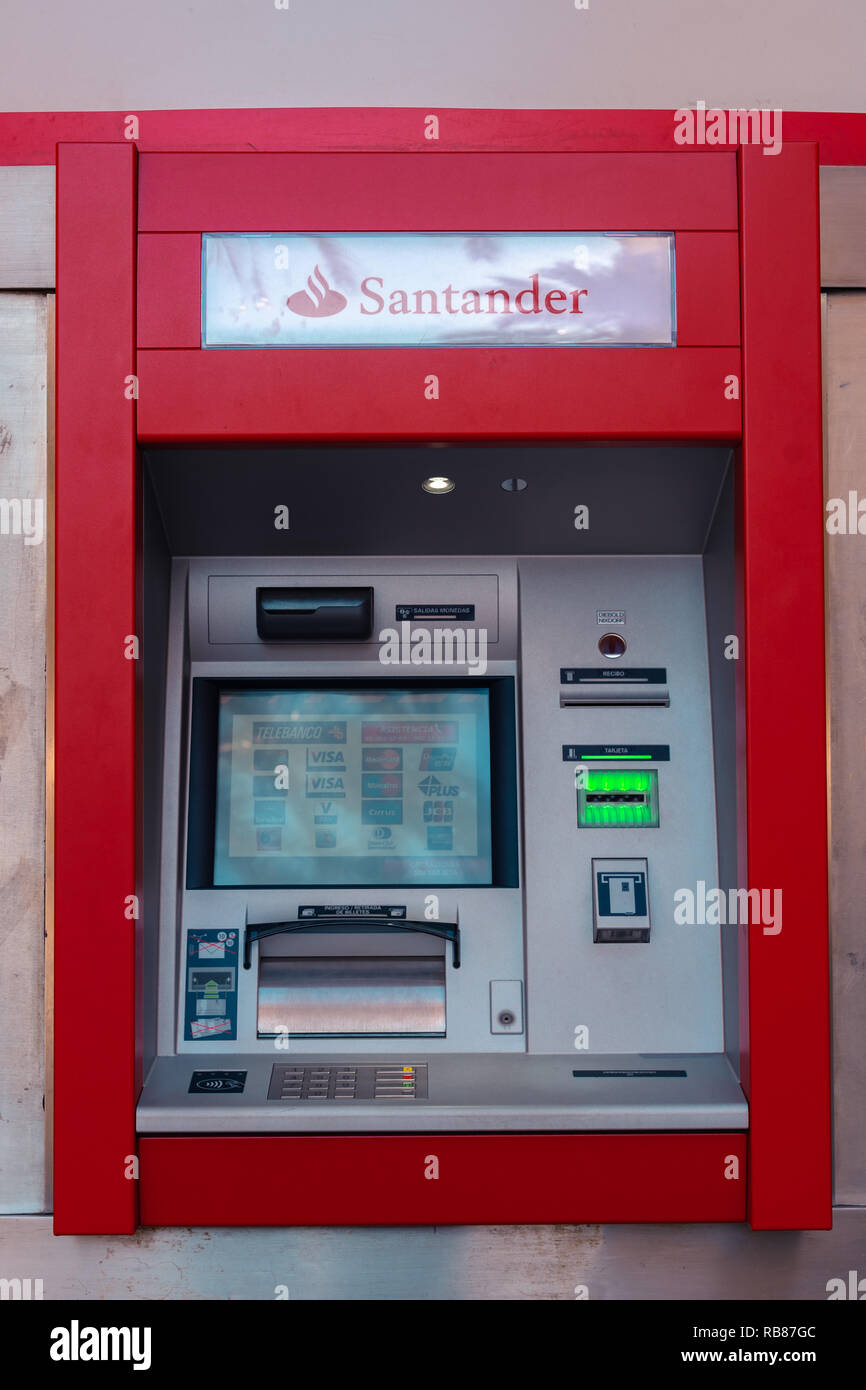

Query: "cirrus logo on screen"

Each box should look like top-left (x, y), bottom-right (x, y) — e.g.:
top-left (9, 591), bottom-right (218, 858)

top-left (287, 265), bottom-right (348, 318)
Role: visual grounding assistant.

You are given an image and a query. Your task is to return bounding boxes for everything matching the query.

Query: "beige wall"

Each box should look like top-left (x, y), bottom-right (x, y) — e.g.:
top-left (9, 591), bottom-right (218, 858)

top-left (0, 0), bottom-right (863, 1294)
top-left (0, 187), bottom-right (863, 1295)
top-left (0, 294), bottom-right (50, 1215)
top-left (0, 0), bottom-right (863, 114)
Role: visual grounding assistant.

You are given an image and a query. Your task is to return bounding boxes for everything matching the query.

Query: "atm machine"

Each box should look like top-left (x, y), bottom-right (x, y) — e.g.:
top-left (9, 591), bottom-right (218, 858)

top-left (136, 443), bottom-right (747, 1175)
top-left (53, 138), bottom-right (830, 1232)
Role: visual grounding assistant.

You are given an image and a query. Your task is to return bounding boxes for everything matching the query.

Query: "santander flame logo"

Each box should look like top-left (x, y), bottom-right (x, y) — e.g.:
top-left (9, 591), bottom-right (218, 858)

top-left (287, 264), bottom-right (348, 318)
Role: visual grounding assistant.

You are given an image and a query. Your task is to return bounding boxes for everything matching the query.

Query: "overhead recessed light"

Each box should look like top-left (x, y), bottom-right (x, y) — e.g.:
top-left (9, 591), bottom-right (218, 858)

top-left (422, 476), bottom-right (455, 494)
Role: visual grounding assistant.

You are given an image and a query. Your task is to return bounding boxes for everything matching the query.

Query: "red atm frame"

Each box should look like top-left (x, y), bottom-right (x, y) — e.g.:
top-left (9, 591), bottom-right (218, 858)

top-left (50, 115), bottom-right (831, 1233)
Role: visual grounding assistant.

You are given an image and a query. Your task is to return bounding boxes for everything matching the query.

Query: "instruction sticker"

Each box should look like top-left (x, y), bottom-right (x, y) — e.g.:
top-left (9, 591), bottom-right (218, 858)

top-left (184, 930), bottom-right (238, 1042)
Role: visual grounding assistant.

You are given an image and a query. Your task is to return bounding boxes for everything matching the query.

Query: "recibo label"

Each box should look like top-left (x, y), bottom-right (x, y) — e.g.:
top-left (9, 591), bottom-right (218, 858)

top-left (596, 610), bottom-right (625, 624)
top-left (561, 667), bottom-right (667, 683)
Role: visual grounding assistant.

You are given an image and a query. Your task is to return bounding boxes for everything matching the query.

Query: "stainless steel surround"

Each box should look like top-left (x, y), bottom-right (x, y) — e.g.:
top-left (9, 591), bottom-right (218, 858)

top-left (139, 1052), bottom-right (745, 1132)
top-left (137, 529), bottom-right (743, 1137)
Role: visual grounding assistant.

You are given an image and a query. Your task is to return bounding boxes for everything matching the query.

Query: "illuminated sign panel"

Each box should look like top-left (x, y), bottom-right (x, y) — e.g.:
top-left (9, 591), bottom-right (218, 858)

top-left (202, 232), bottom-right (675, 347)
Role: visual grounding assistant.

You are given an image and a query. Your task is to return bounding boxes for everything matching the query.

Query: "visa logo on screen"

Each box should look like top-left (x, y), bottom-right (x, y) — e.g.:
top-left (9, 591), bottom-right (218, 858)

top-left (306, 749), bottom-right (347, 766)
top-left (306, 775), bottom-right (347, 797)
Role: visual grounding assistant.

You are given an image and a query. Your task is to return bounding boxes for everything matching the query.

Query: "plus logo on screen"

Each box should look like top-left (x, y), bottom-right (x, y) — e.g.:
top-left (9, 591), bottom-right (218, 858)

top-left (418, 776), bottom-right (460, 797)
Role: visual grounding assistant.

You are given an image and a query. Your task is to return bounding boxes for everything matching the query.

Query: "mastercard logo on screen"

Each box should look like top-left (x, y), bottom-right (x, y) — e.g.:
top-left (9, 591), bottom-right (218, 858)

top-left (362, 747), bottom-right (403, 772)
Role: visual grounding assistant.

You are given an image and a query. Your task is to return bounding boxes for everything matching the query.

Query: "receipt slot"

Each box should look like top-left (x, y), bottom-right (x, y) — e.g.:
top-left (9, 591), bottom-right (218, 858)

top-left (53, 132), bottom-right (830, 1233)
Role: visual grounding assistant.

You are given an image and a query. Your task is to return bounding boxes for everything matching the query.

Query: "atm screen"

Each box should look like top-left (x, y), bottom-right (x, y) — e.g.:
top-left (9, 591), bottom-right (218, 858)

top-left (212, 686), bottom-right (493, 886)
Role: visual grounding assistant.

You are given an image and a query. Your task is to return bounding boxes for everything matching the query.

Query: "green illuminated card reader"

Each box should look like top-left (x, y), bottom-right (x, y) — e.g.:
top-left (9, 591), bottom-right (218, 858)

top-left (578, 770), bottom-right (659, 828)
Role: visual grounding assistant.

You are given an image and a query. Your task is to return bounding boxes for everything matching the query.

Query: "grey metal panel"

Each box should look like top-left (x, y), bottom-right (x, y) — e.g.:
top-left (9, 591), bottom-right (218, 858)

top-left (137, 1051), bottom-right (746, 1132)
top-left (820, 168), bottom-right (866, 289)
top-left (490, 979), bottom-right (523, 1034)
top-left (144, 446), bottom-right (731, 558)
top-left (0, 169), bottom-right (54, 289)
top-left (2, 1208), bottom-right (864, 1300)
top-left (138, 468), bottom-right (172, 1081)
top-left (176, 889), bottom-right (525, 1057)
top-left (208, 571), bottom-right (500, 646)
top-left (701, 460), bottom-right (741, 1070)
top-left (0, 294), bottom-right (49, 1213)
top-left (155, 560), bottom-right (192, 1058)
top-left (157, 557), bottom-right (526, 1061)
top-left (824, 292), bottom-right (866, 1204)
top-left (519, 557), bottom-right (724, 1054)
top-left (188, 556), bottom-right (517, 662)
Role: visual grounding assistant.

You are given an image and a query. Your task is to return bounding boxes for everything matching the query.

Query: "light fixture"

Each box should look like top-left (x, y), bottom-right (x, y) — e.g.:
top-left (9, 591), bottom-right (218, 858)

top-left (422, 476), bottom-right (455, 494)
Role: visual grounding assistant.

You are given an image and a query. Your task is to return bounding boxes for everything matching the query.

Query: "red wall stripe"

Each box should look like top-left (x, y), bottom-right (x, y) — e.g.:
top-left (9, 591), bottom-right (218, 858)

top-left (139, 229), bottom-right (736, 350)
top-left (137, 233), bottom-right (201, 349)
top-left (0, 107), bottom-right (864, 165)
top-left (54, 143), bottom-right (138, 1234)
top-left (140, 1133), bottom-right (748, 1227)
top-left (137, 151), bottom-right (737, 233)
top-left (739, 142), bottom-right (832, 1229)
top-left (136, 346), bottom-right (741, 442)
top-left (676, 232), bottom-right (741, 346)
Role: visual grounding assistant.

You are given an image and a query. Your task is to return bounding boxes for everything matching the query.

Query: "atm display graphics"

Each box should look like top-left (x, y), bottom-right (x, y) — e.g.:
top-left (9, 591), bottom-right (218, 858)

top-left (213, 687), bottom-right (493, 885)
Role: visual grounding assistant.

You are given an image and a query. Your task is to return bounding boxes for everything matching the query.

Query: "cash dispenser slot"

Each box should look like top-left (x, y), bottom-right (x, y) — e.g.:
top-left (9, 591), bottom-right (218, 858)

top-left (256, 586), bottom-right (373, 641)
top-left (259, 958), bottom-right (446, 1038)
top-left (247, 922), bottom-right (454, 1038)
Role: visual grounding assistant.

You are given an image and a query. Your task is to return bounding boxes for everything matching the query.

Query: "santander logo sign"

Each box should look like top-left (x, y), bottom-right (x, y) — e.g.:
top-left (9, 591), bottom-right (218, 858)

top-left (288, 266), bottom-right (588, 320)
top-left (287, 264), bottom-right (348, 318)
top-left (202, 233), bottom-right (676, 347)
